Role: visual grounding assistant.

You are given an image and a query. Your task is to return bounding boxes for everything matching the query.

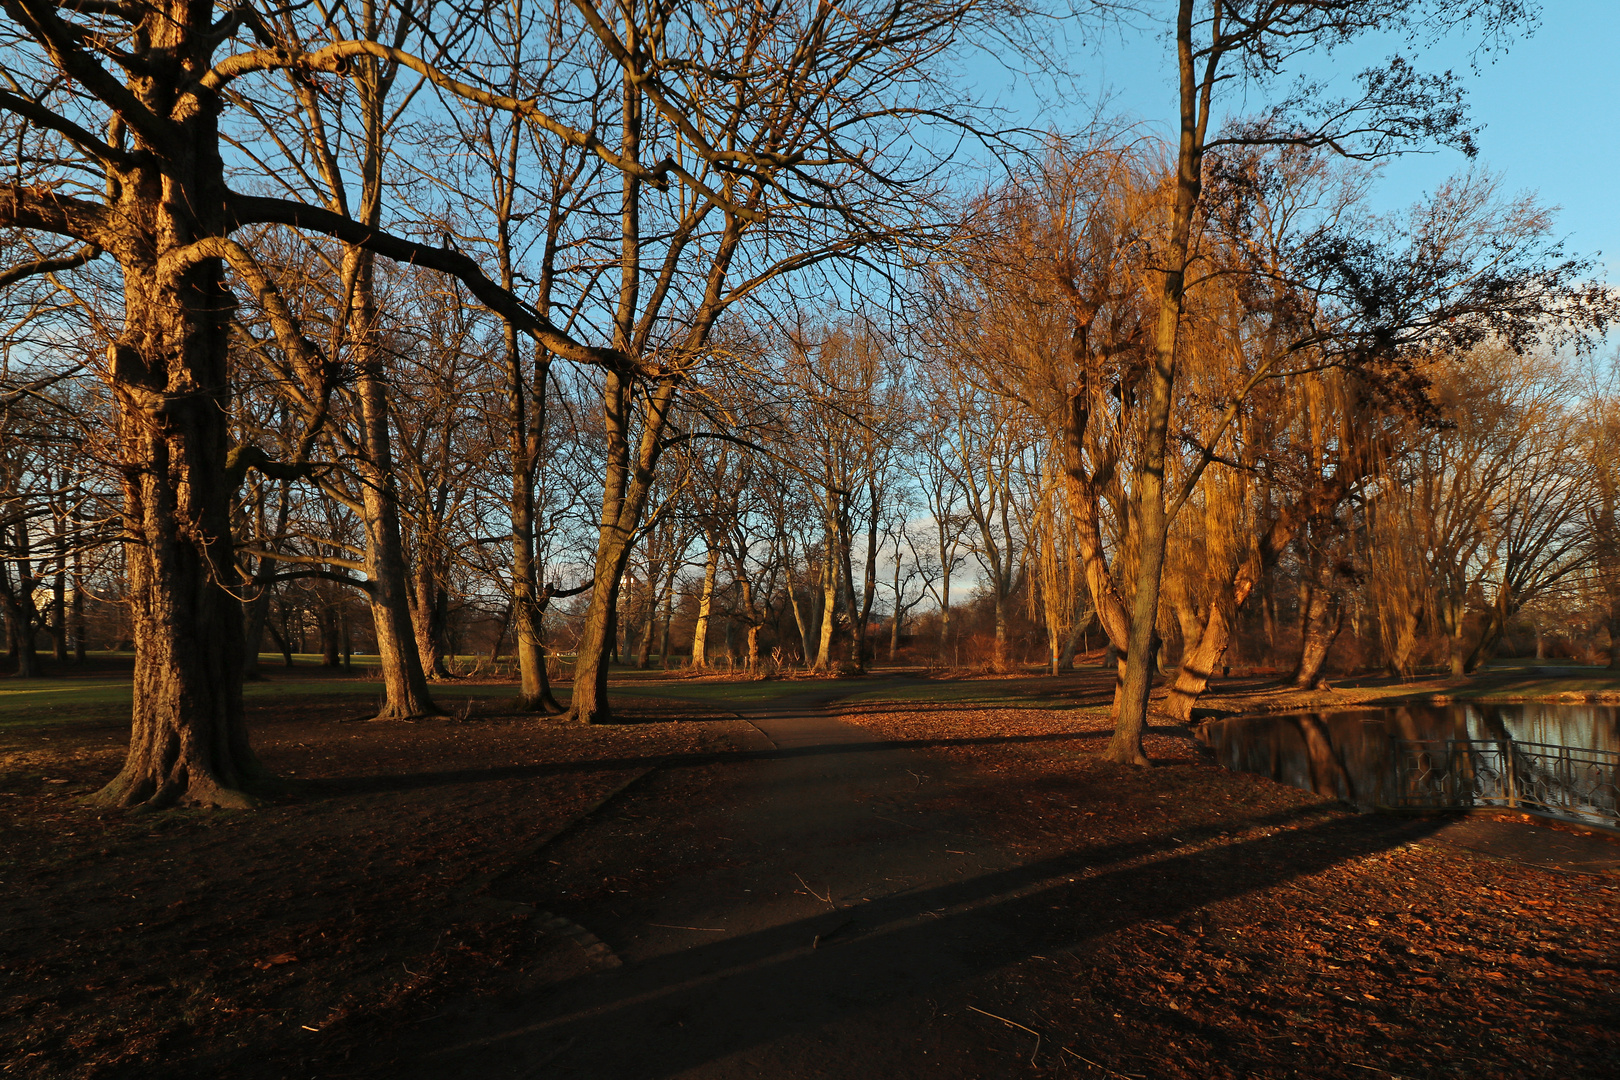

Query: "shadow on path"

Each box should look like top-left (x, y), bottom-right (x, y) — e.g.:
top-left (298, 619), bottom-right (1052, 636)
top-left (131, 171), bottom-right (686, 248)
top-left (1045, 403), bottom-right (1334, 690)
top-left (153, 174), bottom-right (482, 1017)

top-left (375, 680), bottom-right (1448, 1080)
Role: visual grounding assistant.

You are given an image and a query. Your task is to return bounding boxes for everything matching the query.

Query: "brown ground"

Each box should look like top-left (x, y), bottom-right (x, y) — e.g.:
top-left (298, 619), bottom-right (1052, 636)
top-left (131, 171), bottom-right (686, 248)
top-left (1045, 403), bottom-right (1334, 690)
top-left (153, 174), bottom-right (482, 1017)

top-left (2, 666), bottom-right (1617, 1078)
top-left (0, 681), bottom-right (753, 1079)
top-left (832, 685), bottom-right (1620, 1079)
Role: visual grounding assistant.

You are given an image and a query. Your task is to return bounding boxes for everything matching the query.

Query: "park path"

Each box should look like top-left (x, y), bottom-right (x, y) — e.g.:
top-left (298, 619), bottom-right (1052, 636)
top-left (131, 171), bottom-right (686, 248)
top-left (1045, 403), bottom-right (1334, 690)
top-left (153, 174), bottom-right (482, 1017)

top-left (409, 681), bottom-right (1620, 1079)
top-left (425, 679), bottom-right (1060, 1079)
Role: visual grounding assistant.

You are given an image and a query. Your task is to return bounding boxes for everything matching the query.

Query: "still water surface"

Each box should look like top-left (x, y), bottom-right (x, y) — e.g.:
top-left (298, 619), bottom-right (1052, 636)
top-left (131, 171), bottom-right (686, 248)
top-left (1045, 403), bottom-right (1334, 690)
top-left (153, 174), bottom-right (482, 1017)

top-left (1198, 704), bottom-right (1620, 823)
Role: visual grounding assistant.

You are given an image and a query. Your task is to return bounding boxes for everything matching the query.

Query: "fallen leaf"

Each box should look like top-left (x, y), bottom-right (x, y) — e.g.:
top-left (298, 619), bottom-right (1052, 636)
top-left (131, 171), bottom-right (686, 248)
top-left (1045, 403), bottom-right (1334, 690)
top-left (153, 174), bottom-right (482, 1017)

top-left (255, 953), bottom-right (299, 969)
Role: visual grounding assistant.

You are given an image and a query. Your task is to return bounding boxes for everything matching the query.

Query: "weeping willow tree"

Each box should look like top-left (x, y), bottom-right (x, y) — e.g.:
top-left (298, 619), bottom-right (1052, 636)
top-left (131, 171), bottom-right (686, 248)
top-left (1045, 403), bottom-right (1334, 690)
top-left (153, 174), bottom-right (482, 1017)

top-left (1019, 441), bottom-right (1092, 674)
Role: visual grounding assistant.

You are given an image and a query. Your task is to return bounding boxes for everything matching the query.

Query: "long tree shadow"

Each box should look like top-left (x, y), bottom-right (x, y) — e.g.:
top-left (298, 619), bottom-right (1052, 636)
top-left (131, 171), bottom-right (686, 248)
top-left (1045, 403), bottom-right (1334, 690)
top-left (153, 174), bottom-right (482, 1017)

top-left (292, 730), bottom-right (1130, 800)
top-left (385, 810), bottom-right (1448, 1080)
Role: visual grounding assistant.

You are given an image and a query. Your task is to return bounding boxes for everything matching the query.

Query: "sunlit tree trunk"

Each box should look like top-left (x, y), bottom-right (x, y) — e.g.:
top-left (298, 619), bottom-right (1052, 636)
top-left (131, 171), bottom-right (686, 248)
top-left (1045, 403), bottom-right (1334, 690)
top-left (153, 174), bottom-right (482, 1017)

top-left (691, 539), bottom-right (719, 667)
top-left (814, 524), bottom-right (840, 669)
top-left (350, 246), bottom-right (439, 720)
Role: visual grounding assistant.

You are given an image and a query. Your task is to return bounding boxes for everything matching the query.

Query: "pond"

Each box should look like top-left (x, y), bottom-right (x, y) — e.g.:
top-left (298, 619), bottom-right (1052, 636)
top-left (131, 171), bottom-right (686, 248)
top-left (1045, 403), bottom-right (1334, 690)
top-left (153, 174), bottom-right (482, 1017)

top-left (1197, 703), bottom-right (1620, 827)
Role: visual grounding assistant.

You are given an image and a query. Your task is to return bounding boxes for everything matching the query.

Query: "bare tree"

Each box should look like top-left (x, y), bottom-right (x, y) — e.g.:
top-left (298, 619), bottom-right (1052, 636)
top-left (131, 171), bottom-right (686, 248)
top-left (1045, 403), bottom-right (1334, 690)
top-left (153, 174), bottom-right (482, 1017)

top-left (0, 1), bottom-right (683, 805)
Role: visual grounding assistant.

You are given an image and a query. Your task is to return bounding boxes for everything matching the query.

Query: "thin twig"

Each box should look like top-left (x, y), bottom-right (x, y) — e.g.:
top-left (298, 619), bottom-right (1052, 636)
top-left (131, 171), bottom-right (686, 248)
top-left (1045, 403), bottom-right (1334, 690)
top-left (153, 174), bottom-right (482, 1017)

top-left (1061, 1045), bottom-right (1142, 1078)
top-left (647, 923), bottom-right (726, 932)
top-left (967, 1005), bottom-right (1041, 1066)
top-left (794, 873), bottom-right (834, 906)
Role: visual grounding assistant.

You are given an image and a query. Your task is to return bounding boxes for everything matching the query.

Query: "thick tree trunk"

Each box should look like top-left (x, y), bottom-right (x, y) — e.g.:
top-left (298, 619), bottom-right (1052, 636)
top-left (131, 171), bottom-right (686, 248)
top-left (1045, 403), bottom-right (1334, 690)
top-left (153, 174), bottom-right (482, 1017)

top-left (1163, 604), bottom-right (1232, 722)
top-left (1292, 575), bottom-right (1345, 690)
top-left (1448, 627), bottom-right (1468, 677)
top-left (1056, 606), bottom-right (1095, 672)
top-left (569, 557), bottom-right (629, 723)
top-left (77, 12), bottom-right (276, 805)
top-left (411, 563), bottom-right (452, 679)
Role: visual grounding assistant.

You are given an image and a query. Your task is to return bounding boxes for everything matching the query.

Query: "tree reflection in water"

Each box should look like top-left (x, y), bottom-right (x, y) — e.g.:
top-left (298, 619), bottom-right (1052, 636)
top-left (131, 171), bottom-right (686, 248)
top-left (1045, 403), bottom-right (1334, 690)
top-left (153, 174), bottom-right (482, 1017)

top-left (1198, 704), bottom-right (1620, 818)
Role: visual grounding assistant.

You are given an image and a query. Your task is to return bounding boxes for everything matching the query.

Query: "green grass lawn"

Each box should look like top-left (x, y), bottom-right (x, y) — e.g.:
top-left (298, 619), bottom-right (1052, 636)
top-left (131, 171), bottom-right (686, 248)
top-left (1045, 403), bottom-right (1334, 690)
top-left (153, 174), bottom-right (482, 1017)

top-left (0, 667), bottom-right (517, 733)
top-left (0, 678), bottom-right (134, 731)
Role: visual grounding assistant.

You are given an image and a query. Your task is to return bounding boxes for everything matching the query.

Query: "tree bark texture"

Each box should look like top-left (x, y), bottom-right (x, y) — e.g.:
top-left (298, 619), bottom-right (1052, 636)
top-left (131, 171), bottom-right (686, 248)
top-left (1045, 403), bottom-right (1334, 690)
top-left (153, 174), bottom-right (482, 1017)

top-left (567, 371), bottom-right (677, 723)
top-left (1109, 0), bottom-right (1207, 766)
top-left (60, 3), bottom-right (279, 807)
top-left (691, 540), bottom-right (719, 667)
top-left (352, 285), bottom-right (439, 720)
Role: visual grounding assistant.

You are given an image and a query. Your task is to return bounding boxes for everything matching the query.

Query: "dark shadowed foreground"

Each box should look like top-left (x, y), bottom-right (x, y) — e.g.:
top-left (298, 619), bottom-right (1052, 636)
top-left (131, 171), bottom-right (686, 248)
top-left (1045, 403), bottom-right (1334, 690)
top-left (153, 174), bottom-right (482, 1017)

top-left (2, 672), bottom-right (1617, 1078)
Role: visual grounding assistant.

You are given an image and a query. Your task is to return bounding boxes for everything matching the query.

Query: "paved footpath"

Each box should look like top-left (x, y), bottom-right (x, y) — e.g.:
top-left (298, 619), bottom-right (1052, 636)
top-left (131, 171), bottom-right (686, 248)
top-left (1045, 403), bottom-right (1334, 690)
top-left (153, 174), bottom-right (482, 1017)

top-left (422, 681), bottom-right (1060, 1079)
top-left (408, 682), bottom-right (1620, 1079)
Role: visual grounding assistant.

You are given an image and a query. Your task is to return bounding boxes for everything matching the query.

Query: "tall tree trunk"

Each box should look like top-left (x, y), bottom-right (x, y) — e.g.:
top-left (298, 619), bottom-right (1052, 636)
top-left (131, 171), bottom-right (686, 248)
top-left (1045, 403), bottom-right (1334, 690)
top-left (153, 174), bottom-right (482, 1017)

top-left (691, 541), bottom-right (719, 667)
top-left (410, 558), bottom-right (452, 679)
top-left (266, 618), bottom-right (295, 668)
top-left (746, 622), bottom-right (762, 672)
top-left (508, 340), bottom-right (558, 710)
top-left (659, 582), bottom-right (673, 667)
top-left (1463, 585), bottom-right (1513, 675)
top-left (320, 602), bottom-right (341, 667)
top-left (814, 530), bottom-right (839, 670)
top-left (0, 585), bottom-right (37, 678)
top-left (6, 521), bottom-right (41, 677)
top-left (81, 17), bottom-right (273, 805)
top-left (70, 539), bottom-right (85, 663)
top-left (786, 564), bottom-right (813, 665)
top-left (350, 246), bottom-right (439, 720)
top-left (567, 373), bottom-right (677, 723)
top-left (636, 574), bottom-right (659, 669)
top-left (889, 551), bottom-right (903, 661)
top-left (992, 590), bottom-right (1009, 672)
top-left (844, 494), bottom-right (879, 672)
top-left (51, 505), bottom-right (66, 663)
top-left (1111, 3), bottom-right (1205, 765)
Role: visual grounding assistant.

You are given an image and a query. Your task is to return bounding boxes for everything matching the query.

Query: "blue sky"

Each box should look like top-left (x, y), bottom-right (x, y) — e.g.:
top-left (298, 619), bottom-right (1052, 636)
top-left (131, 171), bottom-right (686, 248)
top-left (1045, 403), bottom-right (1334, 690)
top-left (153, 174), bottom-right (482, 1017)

top-left (975, 3), bottom-right (1619, 280)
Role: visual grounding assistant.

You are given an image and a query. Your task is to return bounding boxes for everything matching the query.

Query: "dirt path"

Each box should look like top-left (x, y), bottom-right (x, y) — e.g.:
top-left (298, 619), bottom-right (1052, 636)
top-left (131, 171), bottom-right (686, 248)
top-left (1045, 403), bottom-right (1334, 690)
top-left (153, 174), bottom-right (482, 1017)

top-left (408, 679), bottom-right (1063, 1078)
